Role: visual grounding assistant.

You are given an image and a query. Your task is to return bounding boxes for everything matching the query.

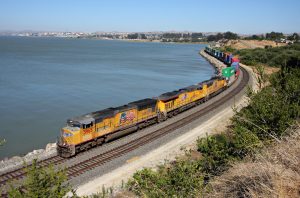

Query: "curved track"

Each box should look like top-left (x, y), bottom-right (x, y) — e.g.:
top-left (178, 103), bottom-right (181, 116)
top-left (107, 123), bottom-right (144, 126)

top-left (0, 66), bottom-right (249, 197)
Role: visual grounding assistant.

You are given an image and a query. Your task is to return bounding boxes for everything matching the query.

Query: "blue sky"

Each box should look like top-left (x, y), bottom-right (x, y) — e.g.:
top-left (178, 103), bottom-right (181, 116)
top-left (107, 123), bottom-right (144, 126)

top-left (0, 0), bottom-right (299, 34)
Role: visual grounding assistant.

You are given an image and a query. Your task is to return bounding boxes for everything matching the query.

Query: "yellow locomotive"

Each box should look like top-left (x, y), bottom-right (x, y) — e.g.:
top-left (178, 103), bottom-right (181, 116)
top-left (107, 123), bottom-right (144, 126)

top-left (57, 76), bottom-right (227, 157)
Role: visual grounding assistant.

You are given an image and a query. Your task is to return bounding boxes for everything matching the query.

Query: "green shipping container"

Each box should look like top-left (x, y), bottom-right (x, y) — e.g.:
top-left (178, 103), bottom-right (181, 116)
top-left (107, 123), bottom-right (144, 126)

top-left (222, 67), bottom-right (235, 78)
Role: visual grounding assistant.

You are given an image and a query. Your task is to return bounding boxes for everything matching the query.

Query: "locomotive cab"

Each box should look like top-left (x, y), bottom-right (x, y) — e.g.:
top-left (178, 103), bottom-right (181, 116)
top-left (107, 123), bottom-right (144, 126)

top-left (61, 120), bottom-right (81, 144)
top-left (57, 119), bottom-right (81, 157)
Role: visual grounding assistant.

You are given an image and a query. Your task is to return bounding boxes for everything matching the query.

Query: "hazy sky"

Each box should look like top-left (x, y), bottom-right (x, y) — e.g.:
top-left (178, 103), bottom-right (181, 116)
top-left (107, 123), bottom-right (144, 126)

top-left (1, 0), bottom-right (299, 34)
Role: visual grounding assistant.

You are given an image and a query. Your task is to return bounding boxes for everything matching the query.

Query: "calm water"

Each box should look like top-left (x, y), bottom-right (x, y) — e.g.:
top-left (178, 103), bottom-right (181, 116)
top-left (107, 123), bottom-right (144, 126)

top-left (0, 37), bottom-right (213, 159)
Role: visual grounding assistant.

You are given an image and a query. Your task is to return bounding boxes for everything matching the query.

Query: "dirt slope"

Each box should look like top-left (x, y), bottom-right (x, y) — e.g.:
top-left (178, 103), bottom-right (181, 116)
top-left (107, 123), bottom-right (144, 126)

top-left (224, 39), bottom-right (287, 49)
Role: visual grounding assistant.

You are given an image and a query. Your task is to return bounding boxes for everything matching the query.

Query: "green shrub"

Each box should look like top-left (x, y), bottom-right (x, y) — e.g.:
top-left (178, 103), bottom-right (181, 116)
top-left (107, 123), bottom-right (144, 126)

top-left (8, 159), bottom-right (73, 198)
top-left (231, 125), bottom-right (262, 158)
top-left (197, 134), bottom-right (234, 176)
top-left (127, 159), bottom-right (204, 198)
top-left (232, 87), bottom-right (293, 139)
top-left (227, 43), bottom-right (300, 67)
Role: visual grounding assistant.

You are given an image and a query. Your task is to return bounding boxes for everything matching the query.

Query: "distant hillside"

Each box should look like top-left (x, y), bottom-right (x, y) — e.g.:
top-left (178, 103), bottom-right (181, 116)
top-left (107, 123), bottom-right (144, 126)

top-left (221, 43), bottom-right (300, 67)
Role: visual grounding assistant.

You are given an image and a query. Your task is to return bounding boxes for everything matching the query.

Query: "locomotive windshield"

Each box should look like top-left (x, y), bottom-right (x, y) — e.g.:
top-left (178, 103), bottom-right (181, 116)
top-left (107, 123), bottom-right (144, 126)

top-left (67, 120), bottom-right (81, 128)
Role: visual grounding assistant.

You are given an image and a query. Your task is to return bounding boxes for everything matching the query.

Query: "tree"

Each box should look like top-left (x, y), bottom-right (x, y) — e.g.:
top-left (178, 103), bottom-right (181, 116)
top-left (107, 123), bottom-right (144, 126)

top-left (162, 33), bottom-right (178, 39)
top-left (8, 159), bottom-right (74, 198)
top-left (140, 34), bottom-right (147, 39)
top-left (206, 32), bottom-right (239, 42)
top-left (127, 33), bottom-right (138, 39)
top-left (287, 33), bottom-right (299, 41)
top-left (265, 31), bottom-right (284, 40)
top-left (223, 31), bottom-right (239, 40)
top-left (191, 33), bottom-right (203, 38)
top-left (206, 33), bottom-right (223, 42)
top-left (191, 33), bottom-right (204, 42)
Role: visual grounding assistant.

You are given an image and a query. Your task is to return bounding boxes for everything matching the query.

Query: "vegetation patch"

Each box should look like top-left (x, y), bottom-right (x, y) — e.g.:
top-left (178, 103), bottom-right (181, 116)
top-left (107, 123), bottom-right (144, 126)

top-left (207, 126), bottom-right (300, 198)
top-left (6, 159), bottom-right (74, 198)
top-left (222, 43), bottom-right (300, 67)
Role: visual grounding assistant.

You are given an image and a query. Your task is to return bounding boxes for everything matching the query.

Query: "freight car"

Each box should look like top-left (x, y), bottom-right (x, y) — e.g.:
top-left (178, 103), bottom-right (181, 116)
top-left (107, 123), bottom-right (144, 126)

top-left (57, 48), bottom-right (238, 158)
top-left (204, 46), bottom-right (240, 75)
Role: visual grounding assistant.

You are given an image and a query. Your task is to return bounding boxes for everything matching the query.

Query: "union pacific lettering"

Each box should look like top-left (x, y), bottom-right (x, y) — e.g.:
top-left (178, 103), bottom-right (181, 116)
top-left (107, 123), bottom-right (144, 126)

top-left (83, 128), bottom-right (92, 135)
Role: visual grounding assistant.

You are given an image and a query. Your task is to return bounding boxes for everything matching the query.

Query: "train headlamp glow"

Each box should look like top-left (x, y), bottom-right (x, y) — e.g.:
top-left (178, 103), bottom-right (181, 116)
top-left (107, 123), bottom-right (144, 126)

top-left (63, 132), bottom-right (73, 137)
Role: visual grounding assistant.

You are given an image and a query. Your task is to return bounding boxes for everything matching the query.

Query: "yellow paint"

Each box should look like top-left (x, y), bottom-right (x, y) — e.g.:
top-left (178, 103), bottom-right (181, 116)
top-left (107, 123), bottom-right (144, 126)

top-left (157, 84), bottom-right (209, 113)
top-left (61, 127), bottom-right (81, 145)
top-left (206, 79), bottom-right (226, 95)
top-left (157, 100), bottom-right (166, 113)
top-left (126, 156), bottom-right (140, 163)
top-left (95, 117), bottom-right (114, 137)
top-left (137, 107), bottom-right (156, 122)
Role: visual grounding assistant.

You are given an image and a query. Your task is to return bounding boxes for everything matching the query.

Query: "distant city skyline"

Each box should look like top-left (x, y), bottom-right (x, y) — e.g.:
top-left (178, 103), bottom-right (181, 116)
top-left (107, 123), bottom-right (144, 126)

top-left (1, 0), bottom-right (300, 34)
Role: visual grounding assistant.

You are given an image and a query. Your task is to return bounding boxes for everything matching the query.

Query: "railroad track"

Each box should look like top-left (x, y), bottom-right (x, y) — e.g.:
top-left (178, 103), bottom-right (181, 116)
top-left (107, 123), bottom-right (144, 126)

top-left (0, 67), bottom-right (249, 197)
top-left (0, 155), bottom-right (65, 187)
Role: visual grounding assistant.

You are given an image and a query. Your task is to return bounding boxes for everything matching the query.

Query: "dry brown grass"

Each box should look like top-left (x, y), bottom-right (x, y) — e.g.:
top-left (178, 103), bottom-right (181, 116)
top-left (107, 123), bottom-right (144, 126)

top-left (113, 191), bottom-right (136, 198)
top-left (225, 40), bottom-right (287, 50)
top-left (206, 125), bottom-right (300, 198)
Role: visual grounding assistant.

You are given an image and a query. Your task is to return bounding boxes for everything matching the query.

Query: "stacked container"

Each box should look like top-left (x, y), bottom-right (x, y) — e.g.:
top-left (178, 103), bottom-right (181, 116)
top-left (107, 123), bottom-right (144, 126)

top-left (222, 67), bottom-right (235, 78)
top-left (228, 54), bottom-right (233, 65)
top-left (222, 67), bottom-right (236, 86)
top-left (204, 46), bottom-right (241, 81)
top-left (219, 52), bottom-right (223, 60)
top-left (231, 57), bottom-right (240, 75)
top-left (235, 69), bottom-right (240, 77)
top-left (231, 62), bottom-right (240, 71)
top-left (231, 57), bottom-right (240, 63)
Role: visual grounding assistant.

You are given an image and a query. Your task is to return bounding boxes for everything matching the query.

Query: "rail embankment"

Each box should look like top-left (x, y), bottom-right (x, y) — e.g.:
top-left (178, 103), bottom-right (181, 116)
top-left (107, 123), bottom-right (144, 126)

top-left (0, 143), bottom-right (57, 175)
top-left (199, 49), bottom-right (227, 74)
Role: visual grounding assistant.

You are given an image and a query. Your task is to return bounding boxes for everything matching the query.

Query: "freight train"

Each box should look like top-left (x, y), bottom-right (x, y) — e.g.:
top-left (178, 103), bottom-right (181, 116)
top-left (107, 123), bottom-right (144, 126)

top-left (204, 46), bottom-right (241, 78)
top-left (57, 46), bottom-right (241, 158)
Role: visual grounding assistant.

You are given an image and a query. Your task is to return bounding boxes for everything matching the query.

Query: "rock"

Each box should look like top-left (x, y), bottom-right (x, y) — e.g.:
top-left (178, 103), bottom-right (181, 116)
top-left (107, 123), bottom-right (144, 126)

top-left (10, 156), bottom-right (23, 161)
top-left (45, 142), bottom-right (57, 152)
top-left (0, 142), bottom-right (58, 174)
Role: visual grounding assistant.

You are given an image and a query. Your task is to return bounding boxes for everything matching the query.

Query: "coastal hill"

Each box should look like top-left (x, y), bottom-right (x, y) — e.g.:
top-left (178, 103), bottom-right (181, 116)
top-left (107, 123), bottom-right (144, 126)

top-left (220, 39), bottom-right (287, 49)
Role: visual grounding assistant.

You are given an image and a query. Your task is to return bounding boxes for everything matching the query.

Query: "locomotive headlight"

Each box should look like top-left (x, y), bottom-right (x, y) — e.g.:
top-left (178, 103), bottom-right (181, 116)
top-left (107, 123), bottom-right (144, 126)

top-left (63, 132), bottom-right (73, 137)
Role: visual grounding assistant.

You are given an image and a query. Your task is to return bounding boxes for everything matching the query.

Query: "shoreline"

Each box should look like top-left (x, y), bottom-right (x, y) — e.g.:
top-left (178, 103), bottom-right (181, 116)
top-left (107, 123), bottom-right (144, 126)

top-left (0, 142), bottom-right (57, 174)
top-left (85, 37), bottom-right (208, 44)
top-left (199, 49), bottom-right (227, 75)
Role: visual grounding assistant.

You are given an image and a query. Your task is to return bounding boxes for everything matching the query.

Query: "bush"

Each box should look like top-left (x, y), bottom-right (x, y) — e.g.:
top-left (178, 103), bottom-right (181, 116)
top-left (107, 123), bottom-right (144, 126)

top-left (127, 159), bottom-right (204, 197)
top-left (7, 159), bottom-right (73, 198)
top-left (232, 87), bottom-right (294, 140)
top-left (227, 43), bottom-right (300, 67)
top-left (231, 125), bottom-right (262, 158)
top-left (197, 134), bottom-right (234, 176)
